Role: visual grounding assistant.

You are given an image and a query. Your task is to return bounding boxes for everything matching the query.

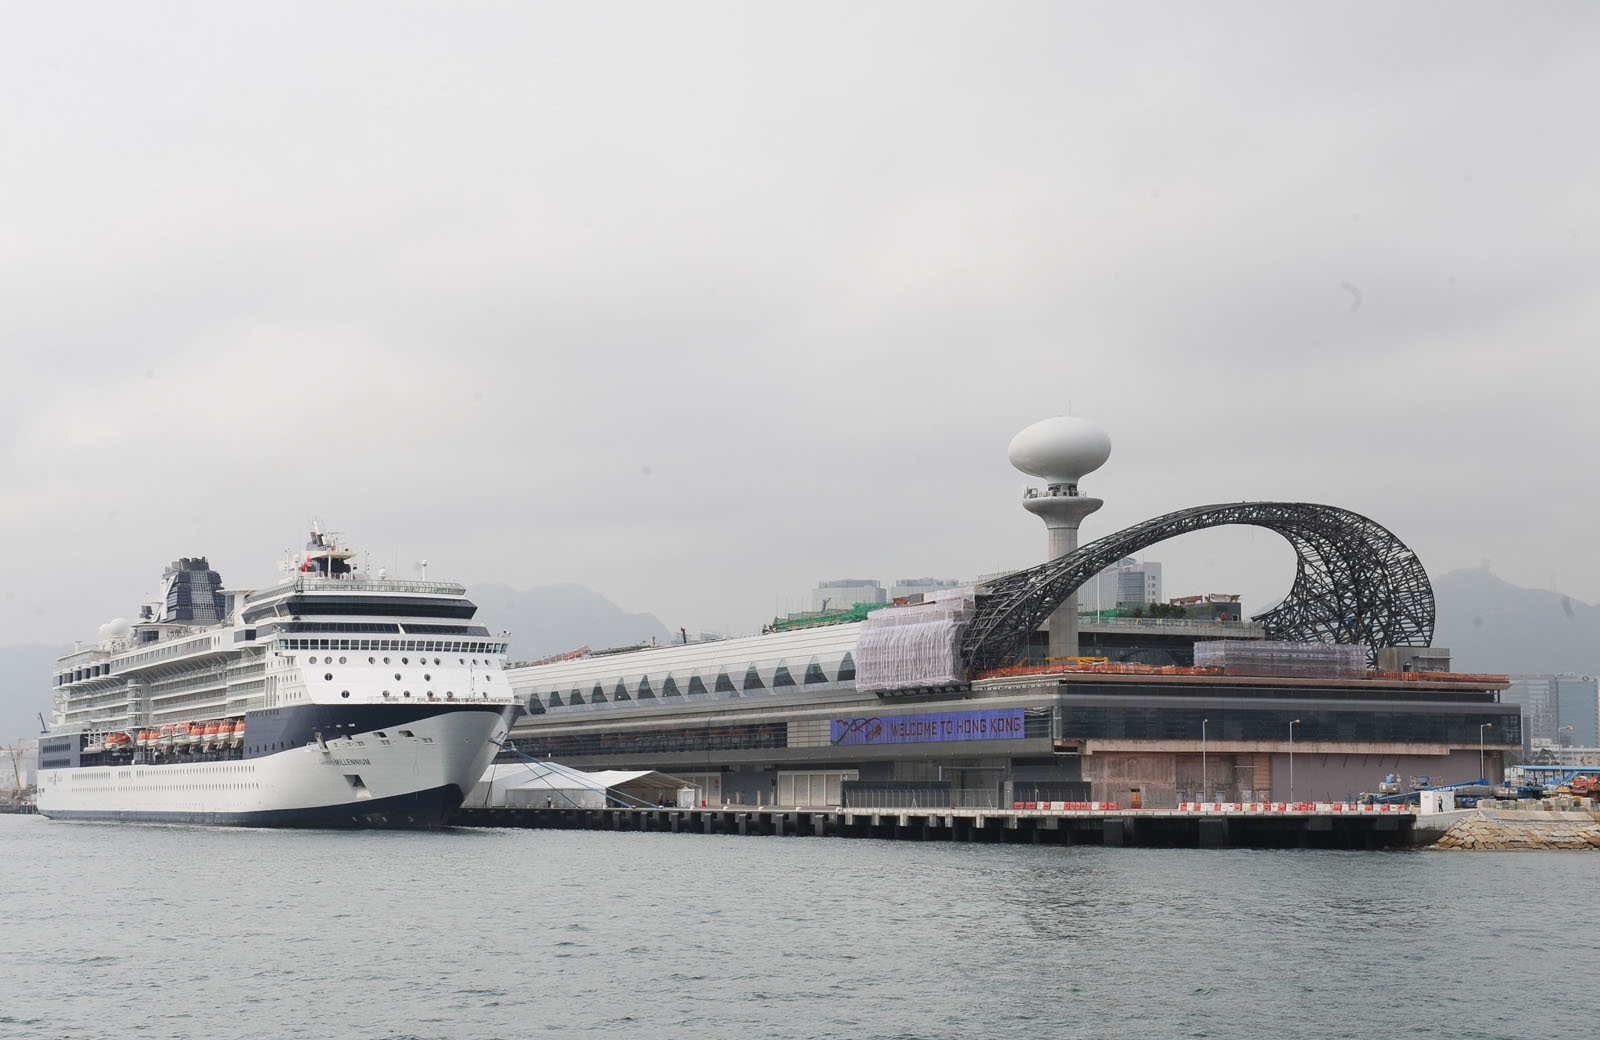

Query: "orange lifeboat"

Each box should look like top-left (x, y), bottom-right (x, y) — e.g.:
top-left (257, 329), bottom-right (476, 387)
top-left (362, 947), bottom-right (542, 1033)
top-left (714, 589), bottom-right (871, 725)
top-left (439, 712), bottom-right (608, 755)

top-left (106, 732), bottom-right (131, 752)
top-left (230, 719), bottom-right (246, 747)
top-left (203, 721), bottom-right (222, 750)
top-left (157, 724), bottom-right (175, 750)
top-left (175, 722), bottom-right (196, 748)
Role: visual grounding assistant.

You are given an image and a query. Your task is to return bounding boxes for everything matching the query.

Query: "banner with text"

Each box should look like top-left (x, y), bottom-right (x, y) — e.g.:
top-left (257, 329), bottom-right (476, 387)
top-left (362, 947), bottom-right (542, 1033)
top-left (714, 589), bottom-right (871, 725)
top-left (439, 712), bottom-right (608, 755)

top-left (830, 708), bottom-right (1025, 746)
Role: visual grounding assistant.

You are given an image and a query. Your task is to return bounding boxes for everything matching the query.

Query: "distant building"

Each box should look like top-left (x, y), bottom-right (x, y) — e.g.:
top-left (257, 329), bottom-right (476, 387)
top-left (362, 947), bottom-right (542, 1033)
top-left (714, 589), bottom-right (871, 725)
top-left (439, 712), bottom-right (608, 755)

top-left (1081, 557), bottom-right (1162, 612)
top-left (1503, 674), bottom-right (1598, 752)
top-left (810, 579), bottom-right (886, 613)
top-left (889, 577), bottom-right (963, 601)
top-left (1555, 675), bottom-right (1600, 747)
top-left (1168, 594), bottom-right (1243, 622)
top-left (1535, 745), bottom-right (1600, 768)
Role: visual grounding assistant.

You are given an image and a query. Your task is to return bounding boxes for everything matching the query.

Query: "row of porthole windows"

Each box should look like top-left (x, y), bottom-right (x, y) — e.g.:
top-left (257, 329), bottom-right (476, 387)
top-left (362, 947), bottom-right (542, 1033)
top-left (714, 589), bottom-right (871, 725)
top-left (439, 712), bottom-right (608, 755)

top-left (306, 655), bottom-right (492, 667)
top-left (536, 653), bottom-right (855, 708)
top-left (321, 667), bottom-right (492, 689)
top-left (312, 688), bottom-right (480, 700)
top-left (135, 783), bottom-right (261, 790)
top-left (373, 690), bottom-right (470, 701)
top-left (74, 783), bottom-right (260, 792)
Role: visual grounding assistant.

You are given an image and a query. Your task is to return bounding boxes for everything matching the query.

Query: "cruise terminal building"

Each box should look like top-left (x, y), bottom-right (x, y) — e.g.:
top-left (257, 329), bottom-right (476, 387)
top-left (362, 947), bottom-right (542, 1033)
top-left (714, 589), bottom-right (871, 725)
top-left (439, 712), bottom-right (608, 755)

top-left (500, 418), bottom-right (1517, 809)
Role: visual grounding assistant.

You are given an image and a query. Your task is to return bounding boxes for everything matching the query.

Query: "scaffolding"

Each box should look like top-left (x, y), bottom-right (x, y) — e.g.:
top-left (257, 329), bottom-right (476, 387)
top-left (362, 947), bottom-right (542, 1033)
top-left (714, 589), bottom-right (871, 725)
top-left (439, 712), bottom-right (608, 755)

top-left (855, 590), bottom-right (977, 692)
top-left (1193, 640), bottom-right (1366, 679)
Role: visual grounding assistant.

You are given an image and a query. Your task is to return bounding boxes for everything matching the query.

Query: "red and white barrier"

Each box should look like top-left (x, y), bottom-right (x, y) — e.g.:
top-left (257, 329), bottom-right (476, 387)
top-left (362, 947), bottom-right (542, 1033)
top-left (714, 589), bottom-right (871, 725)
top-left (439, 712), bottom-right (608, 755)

top-left (1173, 801), bottom-right (1411, 814)
top-left (1011, 801), bottom-right (1413, 814)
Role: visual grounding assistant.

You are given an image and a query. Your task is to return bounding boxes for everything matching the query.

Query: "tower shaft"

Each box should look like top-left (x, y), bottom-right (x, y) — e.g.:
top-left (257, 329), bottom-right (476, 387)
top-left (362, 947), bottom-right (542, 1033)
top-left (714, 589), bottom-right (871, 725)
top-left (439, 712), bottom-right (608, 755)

top-left (1022, 494), bottom-right (1103, 660)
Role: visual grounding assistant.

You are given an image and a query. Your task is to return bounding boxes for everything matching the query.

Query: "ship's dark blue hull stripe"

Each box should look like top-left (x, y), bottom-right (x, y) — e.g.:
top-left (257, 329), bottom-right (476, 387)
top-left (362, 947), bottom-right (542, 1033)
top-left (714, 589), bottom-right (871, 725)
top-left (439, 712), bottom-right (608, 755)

top-left (41, 783), bottom-right (467, 829)
top-left (242, 702), bottom-right (513, 759)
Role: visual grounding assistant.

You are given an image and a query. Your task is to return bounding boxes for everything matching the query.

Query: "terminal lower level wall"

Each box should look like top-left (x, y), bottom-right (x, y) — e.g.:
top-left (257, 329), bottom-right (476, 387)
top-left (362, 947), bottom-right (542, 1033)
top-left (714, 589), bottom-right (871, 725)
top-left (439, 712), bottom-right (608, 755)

top-left (674, 769), bottom-right (788, 806)
top-left (779, 769), bottom-right (858, 807)
top-left (1083, 752), bottom-right (1178, 807)
top-left (1264, 749), bottom-right (1494, 802)
top-left (1079, 748), bottom-right (1499, 806)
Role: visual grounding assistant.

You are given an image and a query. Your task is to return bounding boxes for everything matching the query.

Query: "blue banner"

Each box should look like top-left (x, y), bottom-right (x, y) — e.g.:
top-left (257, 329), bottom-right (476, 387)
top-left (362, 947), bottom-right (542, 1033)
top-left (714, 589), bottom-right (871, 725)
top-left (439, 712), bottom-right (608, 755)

top-left (830, 708), bottom-right (1025, 746)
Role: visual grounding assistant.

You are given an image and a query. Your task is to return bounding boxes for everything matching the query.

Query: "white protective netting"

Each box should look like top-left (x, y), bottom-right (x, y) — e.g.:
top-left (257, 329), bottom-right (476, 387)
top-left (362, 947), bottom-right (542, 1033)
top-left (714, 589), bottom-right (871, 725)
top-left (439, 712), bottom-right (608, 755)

top-left (1193, 640), bottom-right (1366, 678)
top-left (854, 588), bottom-right (977, 692)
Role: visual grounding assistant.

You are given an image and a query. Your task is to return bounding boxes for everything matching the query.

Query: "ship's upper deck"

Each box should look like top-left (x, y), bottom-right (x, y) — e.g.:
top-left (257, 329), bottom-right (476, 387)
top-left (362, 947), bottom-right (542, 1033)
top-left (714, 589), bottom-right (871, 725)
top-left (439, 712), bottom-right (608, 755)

top-left (239, 577), bottom-right (476, 624)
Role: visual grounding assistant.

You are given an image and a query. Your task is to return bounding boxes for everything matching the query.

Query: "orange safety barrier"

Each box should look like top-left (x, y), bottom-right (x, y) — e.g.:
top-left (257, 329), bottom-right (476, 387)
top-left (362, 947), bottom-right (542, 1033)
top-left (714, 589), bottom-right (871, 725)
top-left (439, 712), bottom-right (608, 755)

top-left (1365, 670), bottom-right (1510, 684)
top-left (978, 663), bottom-right (1508, 684)
top-left (977, 662), bottom-right (1226, 681)
top-left (1174, 801), bottom-right (1411, 813)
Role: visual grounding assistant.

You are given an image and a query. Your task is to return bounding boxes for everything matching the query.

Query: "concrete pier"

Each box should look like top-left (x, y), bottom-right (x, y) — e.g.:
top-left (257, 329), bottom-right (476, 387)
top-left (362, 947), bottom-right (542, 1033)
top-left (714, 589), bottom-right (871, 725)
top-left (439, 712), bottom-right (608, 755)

top-left (451, 804), bottom-right (1419, 849)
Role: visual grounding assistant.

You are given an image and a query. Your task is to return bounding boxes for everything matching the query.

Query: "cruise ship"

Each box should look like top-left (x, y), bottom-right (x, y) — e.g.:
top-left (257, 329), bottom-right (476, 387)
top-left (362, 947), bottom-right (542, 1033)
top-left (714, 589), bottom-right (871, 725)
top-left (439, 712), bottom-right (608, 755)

top-left (36, 527), bottom-right (520, 828)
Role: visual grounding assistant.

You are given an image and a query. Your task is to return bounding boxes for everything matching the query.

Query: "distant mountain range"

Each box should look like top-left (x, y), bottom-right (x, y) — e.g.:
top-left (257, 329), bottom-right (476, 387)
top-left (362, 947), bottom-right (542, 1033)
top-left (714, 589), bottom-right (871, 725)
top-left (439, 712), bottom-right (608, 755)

top-left (0, 644), bottom-right (67, 744)
top-left (1432, 567), bottom-right (1599, 676)
top-left (467, 582), bottom-right (671, 662)
top-left (2, 568), bottom-right (1590, 744)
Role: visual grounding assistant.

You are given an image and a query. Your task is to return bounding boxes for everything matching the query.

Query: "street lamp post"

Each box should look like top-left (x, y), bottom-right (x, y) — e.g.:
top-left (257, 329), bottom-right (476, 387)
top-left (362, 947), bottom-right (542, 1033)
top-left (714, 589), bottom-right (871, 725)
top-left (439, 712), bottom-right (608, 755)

top-left (1202, 718), bottom-right (1209, 802)
top-left (1289, 719), bottom-right (1301, 802)
top-left (1557, 725), bottom-right (1575, 767)
top-left (1479, 722), bottom-right (1493, 782)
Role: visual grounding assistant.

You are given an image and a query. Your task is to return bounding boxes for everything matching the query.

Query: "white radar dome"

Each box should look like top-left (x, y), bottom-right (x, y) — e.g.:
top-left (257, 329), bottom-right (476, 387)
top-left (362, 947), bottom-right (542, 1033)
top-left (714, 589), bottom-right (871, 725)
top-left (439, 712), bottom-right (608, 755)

top-left (1007, 416), bottom-right (1112, 485)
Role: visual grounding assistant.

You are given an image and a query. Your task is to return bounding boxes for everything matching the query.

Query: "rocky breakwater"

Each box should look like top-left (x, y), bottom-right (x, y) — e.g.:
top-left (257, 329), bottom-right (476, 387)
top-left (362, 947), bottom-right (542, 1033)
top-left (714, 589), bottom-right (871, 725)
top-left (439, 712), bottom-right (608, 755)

top-left (1433, 807), bottom-right (1600, 851)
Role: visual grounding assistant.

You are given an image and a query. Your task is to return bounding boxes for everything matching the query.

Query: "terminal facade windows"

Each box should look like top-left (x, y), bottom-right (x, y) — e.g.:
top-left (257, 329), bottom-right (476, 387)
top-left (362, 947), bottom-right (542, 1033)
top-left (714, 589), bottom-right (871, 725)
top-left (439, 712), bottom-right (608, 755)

top-left (513, 721), bottom-right (788, 760)
top-left (1058, 705), bottom-right (1521, 745)
top-left (529, 648), bottom-right (872, 715)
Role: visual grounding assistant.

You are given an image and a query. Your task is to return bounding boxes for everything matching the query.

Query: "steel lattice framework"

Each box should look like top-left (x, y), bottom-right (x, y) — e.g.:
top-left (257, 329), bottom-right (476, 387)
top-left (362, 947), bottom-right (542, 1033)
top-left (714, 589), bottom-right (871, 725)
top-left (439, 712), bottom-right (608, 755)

top-left (961, 502), bottom-right (1435, 672)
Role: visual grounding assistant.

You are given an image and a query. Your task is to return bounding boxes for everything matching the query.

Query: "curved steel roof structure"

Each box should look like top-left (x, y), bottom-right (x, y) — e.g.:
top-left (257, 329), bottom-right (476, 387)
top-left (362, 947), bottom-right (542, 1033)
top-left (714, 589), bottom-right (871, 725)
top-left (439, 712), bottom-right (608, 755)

top-left (962, 502), bottom-right (1435, 672)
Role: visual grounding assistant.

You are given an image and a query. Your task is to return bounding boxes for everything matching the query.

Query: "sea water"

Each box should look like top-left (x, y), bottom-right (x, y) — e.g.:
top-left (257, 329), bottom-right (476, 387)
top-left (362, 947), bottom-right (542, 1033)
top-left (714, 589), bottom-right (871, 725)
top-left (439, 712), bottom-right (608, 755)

top-left (2, 815), bottom-right (1595, 1039)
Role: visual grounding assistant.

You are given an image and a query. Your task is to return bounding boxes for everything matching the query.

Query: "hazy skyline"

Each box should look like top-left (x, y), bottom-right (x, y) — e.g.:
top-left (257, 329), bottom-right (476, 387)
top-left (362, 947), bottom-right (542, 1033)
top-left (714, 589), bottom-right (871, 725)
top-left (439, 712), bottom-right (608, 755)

top-left (4, 2), bottom-right (1598, 647)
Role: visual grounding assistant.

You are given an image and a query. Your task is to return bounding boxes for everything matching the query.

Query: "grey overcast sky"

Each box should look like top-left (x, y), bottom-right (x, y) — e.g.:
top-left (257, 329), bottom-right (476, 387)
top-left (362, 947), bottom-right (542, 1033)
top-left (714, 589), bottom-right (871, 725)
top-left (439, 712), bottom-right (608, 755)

top-left (3, 1), bottom-right (1597, 646)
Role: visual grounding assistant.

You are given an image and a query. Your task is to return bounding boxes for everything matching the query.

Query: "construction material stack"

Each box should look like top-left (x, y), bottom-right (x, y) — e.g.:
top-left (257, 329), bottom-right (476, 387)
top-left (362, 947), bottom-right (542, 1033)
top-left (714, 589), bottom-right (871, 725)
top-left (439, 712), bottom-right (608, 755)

top-left (1193, 640), bottom-right (1366, 679)
top-left (855, 589), bottom-right (976, 693)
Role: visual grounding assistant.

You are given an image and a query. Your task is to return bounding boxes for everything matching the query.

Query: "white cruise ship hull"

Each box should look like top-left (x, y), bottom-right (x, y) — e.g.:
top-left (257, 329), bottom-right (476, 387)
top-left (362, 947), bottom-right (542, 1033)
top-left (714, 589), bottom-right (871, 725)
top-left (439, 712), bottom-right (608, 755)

top-left (37, 702), bottom-right (517, 829)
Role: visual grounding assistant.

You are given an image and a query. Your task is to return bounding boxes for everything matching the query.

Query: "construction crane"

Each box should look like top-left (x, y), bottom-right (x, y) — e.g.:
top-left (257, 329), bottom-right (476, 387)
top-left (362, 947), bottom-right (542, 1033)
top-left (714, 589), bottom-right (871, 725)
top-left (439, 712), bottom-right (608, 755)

top-left (2, 744), bottom-right (28, 804)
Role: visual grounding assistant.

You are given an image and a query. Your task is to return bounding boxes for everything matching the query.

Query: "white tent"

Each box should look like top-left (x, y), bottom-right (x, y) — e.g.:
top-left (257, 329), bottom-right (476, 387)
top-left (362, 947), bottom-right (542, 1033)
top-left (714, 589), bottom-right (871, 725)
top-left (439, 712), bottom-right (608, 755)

top-left (466, 761), bottom-right (694, 810)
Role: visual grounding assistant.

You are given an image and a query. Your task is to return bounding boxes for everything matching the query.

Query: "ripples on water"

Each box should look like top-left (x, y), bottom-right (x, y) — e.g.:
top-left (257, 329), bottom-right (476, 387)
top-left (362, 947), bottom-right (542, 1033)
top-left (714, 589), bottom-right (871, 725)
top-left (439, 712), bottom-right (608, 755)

top-left (3, 816), bottom-right (1597, 1039)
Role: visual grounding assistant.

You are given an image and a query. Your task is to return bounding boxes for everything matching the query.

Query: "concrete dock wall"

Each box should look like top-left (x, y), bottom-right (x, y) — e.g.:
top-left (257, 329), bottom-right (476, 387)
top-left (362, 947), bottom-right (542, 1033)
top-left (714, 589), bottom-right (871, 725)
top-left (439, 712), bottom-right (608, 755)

top-left (452, 804), bottom-right (1418, 849)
